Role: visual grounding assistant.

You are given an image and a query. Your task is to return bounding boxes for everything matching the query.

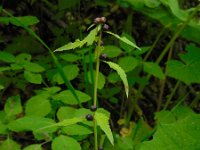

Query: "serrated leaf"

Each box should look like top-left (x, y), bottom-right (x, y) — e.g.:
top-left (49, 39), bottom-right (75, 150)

top-left (23, 144), bottom-right (42, 150)
top-left (52, 135), bottom-right (81, 150)
top-left (104, 61), bottom-right (129, 98)
top-left (54, 26), bottom-right (98, 52)
top-left (95, 112), bottom-right (114, 145)
top-left (143, 62), bottom-right (165, 79)
top-left (105, 31), bottom-right (141, 50)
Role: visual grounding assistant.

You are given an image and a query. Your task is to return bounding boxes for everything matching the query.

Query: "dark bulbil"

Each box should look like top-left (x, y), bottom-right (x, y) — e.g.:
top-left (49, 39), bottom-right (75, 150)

top-left (90, 105), bottom-right (97, 111)
top-left (86, 114), bottom-right (94, 121)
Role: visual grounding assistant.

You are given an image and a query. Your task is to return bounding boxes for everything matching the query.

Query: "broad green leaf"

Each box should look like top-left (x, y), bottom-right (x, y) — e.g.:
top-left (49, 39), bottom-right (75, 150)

top-left (105, 31), bottom-right (141, 50)
top-left (0, 138), bottom-right (21, 150)
top-left (143, 62), bottom-right (165, 79)
top-left (25, 94), bottom-right (51, 117)
top-left (138, 109), bottom-right (200, 150)
top-left (88, 70), bottom-right (105, 89)
top-left (104, 61), bottom-right (129, 98)
top-left (52, 135), bottom-right (81, 150)
top-left (0, 85), bottom-right (4, 90)
top-left (4, 95), bottom-right (22, 117)
top-left (61, 124), bottom-right (92, 135)
top-left (57, 106), bottom-right (76, 121)
top-left (8, 116), bottom-right (57, 133)
top-left (24, 71), bottom-right (42, 84)
top-left (0, 51), bottom-right (15, 63)
top-left (54, 26), bottom-right (98, 52)
top-left (23, 144), bottom-right (42, 150)
top-left (0, 121), bottom-right (7, 134)
top-left (52, 64), bottom-right (79, 84)
top-left (54, 90), bottom-right (91, 104)
top-left (0, 66), bottom-right (11, 72)
top-left (103, 45), bottom-right (122, 58)
top-left (118, 56), bottom-right (139, 72)
top-left (24, 62), bottom-right (45, 73)
top-left (0, 16), bottom-right (39, 26)
top-left (95, 112), bottom-right (114, 145)
top-left (60, 53), bottom-right (81, 62)
top-left (144, 0), bottom-right (160, 8)
top-left (166, 44), bottom-right (200, 84)
top-left (107, 72), bottom-right (120, 83)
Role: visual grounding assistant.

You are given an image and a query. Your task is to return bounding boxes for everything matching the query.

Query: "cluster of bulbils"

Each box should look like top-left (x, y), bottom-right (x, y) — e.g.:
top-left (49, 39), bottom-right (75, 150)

top-left (94, 16), bottom-right (109, 30)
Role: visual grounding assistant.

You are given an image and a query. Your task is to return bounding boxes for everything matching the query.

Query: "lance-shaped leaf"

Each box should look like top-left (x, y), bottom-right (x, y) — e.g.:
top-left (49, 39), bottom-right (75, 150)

top-left (105, 31), bottom-right (141, 50)
top-left (104, 61), bottom-right (129, 98)
top-left (95, 112), bottom-right (114, 145)
top-left (54, 26), bottom-right (99, 52)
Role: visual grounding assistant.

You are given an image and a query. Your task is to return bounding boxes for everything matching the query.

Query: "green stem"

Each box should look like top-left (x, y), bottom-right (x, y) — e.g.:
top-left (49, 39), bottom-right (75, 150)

top-left (125, 5), bottom-right (200, 126)
top-left (93, 30), bottom-right (102, 150)
top-left (163, 80), bottom-right (180, 110)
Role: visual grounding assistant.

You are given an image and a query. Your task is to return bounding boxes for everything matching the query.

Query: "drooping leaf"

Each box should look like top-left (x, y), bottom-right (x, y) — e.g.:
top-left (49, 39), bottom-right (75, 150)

top-left (143, 62), bottom-right (165, 79)
top-left (4, 95), bottom-right (22, 117)
top-left (25, 94), bottom-right (51, 117)
top-left (54, 26), bottom-right (98, 52)
top-left (95, 112), bottom-right (114, 145)
top-left (118, 56), bottom-right (139, 72)
top-left (54, 90), bottom-right (91, 105)
top-left (166, 44), bottom-right (200, 84)
top-left (119, 32), bottom-right (136, 52)
top-left (0, 138), bottom-right (21, 150)
top-left (23, 144), bottom-right (42, 150)
top-left (105, 31), bottom-right (141, 50)
top-left (24, 71), bottom-right (42, 84)
top-left (104, 61), bottom-right (129, 98)
top-left (52, 135), bottom-right (81, 150)
top-left (0, 51), bottom-right (15, 63)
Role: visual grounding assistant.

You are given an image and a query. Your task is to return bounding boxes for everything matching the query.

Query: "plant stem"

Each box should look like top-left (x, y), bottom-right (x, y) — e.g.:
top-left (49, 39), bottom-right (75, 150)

top-left (163, 80), bottom-right (180, 110)
top-left (93, 30), bottom-right (102, 150)
top-left (125, 5), bottom-right (200, 126)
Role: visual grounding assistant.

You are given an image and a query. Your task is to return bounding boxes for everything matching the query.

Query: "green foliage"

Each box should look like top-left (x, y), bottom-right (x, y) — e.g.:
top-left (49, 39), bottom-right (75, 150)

top-left (23, 144), bottom-right (42, 150)
top-left (138, 107), bottom-right (200, 150)
top-left (0, 138), bottom-right (21, 150)
top-left (51, 135), bottom-right (81, 150)
top-left (167, 43), bottom-right (200, 84)
top-left (104, 61), bottom-right (129, 98)
top-left (95, 111), bottom-right (114, 145)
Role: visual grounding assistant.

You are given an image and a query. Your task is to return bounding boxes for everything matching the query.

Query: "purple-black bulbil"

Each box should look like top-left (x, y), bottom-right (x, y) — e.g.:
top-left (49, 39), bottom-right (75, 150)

top-left (90, 105), bottom-right (97, 111)
top-left (86, 114), bottom-right (94, 121)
